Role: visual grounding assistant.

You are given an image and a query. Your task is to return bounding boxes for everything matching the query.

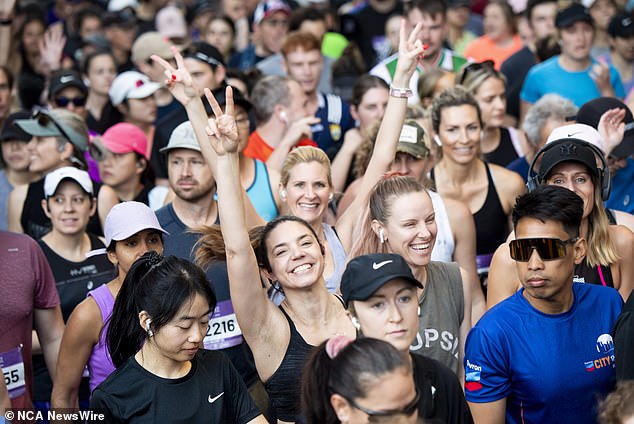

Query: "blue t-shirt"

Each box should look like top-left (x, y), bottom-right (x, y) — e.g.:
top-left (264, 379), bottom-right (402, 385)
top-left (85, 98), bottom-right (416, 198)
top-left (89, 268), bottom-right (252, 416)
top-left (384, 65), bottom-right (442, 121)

top-left (605, 157), bottom-right (634, 214)
top-left (521, 56), bottom-right (625, 107)
top-left (464, 283), bottom-right (623, 424)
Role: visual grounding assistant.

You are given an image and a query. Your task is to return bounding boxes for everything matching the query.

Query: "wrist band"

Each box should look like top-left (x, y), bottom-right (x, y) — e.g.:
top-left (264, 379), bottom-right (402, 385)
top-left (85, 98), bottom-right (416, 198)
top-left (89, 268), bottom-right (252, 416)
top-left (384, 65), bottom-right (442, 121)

top-left (389, 86), bottom-right (413, 98)
top-left (0, 18), bottom-right (13, 26)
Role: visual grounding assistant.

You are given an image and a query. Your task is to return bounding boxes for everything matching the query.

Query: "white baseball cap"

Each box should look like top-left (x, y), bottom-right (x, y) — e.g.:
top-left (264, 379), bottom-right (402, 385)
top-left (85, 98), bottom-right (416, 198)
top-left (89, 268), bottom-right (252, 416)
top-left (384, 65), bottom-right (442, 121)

top-left (160, 121), bottom-right (201, 153)
top-left (44, 167), bottom-right (93, 197)
top-left (104, 201), bottom-right (168, 248)
top-left (546, 123), bottom-right (605, 152)
top-left (109, 71), bottom-right (161, 106)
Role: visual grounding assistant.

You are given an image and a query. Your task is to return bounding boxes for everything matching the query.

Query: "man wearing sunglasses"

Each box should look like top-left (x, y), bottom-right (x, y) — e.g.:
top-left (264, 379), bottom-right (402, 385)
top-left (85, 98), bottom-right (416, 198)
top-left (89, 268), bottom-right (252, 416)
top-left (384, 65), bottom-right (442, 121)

top-left (464, 185), bottom-right (622, 424)
top-left (47, 70), bottom-right (88, 120)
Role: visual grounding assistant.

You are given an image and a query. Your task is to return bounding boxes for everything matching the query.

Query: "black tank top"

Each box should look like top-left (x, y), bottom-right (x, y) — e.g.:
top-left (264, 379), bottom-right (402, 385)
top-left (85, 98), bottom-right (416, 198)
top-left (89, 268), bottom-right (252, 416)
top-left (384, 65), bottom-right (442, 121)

top-left (264, 308), bottom-right (315, 422)
top-left (572, 209), bottom-right (617, 288)
top-left (21, 178), bottom-right (104, 239)
top-left (483, 127), bottom-right (519, 167)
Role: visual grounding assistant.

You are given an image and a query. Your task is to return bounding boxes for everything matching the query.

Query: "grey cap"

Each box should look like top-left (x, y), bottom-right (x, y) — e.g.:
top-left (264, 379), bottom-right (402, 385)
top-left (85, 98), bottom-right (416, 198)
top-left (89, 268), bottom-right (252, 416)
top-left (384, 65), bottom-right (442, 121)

top-left (15, 110), bottom-right (89, 152)
top-left (160, 121), bottom-right (201, 153)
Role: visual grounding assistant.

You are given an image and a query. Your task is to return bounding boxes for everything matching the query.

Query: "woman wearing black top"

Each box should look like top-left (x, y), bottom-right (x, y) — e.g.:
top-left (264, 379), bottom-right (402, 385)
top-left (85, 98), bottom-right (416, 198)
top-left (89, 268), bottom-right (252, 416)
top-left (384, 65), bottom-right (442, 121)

top-left (90, 253), bottom-right (265, 424)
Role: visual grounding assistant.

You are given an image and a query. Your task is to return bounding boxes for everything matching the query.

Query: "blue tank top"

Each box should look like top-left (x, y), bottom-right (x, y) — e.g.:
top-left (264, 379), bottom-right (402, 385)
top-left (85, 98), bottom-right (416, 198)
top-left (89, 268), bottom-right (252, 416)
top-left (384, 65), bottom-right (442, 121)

top-left (246, 159), bottom-right (278, 222)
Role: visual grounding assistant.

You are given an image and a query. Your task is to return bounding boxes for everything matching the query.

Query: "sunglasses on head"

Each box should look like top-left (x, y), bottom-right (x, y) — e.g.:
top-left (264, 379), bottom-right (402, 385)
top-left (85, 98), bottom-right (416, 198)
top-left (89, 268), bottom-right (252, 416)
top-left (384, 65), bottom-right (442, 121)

top-left (341, 389), bottom-right (420, 419)
top-left (509, 237), bottom-right (578, 262)
top-left (34, 111), bottom-right (73, 144)
top-left (55, 96), bottom-right (86, 107)
top-left (459, 60), bottom-right (495, 85)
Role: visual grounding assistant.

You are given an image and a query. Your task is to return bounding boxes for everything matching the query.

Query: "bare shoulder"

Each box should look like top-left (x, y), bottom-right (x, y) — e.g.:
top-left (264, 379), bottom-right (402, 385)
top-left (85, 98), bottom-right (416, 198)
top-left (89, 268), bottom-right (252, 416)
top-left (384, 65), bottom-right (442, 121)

top-left (489, 164), bottom-right (526, 210)
top-left (66, 295), bottom-right (104, 344)
top-left (610, 224), bottom-right (634, 251)
top-left (612, 210), bottom-right (634, 233)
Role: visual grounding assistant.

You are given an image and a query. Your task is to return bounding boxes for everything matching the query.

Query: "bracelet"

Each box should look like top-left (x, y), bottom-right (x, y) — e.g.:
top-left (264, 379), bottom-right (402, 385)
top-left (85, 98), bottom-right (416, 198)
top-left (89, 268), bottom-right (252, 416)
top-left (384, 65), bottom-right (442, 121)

top-left (0, 18), bottom-right (12, 26)
top-left (389, 86), bottom-right (413, 98)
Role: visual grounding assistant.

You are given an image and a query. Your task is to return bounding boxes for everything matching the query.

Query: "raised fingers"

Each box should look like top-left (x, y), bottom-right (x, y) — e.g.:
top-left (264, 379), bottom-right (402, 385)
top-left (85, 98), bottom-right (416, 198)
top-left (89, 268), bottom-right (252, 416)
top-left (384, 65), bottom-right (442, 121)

top-left (204, 87), bottom-right (224, 119)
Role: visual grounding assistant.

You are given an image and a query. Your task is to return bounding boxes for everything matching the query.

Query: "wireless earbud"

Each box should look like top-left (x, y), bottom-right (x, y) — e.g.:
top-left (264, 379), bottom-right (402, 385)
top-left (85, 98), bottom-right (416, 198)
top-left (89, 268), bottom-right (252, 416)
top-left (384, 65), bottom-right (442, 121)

top-left (328, 193), bottom-right (334, 202)
top-left (351, 317), bottom-right (361, 331)
top-left (280, 189), bottom-right (287, 199)
top-left (280, 111), bottom-right (289, 124)
top-left (145, 318), bottom-right (154, 337)
top-left (433, 134), bottom-right (442, 146)
top-left (379, 229), bottom-right (385, 244)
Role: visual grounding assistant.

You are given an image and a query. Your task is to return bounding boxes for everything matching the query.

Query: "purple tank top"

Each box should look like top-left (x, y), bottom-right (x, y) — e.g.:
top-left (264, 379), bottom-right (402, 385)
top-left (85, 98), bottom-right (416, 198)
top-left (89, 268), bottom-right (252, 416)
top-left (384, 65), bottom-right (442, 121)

top-left (87, 283), bottom-right (116, 392)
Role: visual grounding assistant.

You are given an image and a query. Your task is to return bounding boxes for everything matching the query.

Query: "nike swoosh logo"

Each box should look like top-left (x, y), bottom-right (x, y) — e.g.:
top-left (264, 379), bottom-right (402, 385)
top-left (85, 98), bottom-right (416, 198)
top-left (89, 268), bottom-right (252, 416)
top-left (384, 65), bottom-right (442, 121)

top-left (372, 260), bottom-right (393, 270)
top-left (60, 75), bottom-right (74, 83)
top-left (208, 392), bottom-right (224, 404)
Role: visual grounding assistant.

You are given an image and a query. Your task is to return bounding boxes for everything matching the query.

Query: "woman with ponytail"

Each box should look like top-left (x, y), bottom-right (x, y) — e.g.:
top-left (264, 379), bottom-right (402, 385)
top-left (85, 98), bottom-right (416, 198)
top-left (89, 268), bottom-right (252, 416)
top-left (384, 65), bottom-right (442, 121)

top-left (90, 252), bottom-right (265, 423)
top-left (301, 336), bottom-right (419, 424)
top-left (52, 201), bottom-right (166, 415)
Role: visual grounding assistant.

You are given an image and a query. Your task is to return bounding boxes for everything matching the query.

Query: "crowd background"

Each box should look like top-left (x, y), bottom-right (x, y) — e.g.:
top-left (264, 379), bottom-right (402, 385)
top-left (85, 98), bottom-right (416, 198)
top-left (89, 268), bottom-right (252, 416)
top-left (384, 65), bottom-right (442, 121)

top-left (0, 0), bottom-right (634, 423)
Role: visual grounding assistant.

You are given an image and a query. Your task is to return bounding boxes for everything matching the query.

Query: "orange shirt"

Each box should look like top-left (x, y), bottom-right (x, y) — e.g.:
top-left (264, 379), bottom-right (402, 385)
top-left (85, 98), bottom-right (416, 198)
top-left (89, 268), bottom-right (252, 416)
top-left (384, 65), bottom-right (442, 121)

top-left (243, 130), bottom-right (317, 162)
top-left (463, 34), bottom-right (523, 70)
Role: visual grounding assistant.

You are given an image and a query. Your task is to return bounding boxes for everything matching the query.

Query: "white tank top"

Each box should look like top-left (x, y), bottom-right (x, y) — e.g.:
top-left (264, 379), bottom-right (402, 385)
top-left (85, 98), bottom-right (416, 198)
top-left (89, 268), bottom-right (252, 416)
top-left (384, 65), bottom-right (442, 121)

top-left (429, 190), bottom-right (455, 263)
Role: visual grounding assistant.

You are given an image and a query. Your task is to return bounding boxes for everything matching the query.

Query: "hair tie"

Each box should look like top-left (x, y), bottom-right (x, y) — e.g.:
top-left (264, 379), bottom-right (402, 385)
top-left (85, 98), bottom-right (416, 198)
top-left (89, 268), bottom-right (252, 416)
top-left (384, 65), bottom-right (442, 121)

top-left (325, 335), bottom-right (355, 359)
top-left (145, 252), bottom-right (164, 275)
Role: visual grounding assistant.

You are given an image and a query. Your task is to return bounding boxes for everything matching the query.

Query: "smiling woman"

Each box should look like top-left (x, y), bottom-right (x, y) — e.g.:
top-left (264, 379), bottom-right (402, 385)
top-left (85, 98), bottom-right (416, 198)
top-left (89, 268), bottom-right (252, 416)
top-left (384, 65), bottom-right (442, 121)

top-left (88, 253), bottom-right (265, 424)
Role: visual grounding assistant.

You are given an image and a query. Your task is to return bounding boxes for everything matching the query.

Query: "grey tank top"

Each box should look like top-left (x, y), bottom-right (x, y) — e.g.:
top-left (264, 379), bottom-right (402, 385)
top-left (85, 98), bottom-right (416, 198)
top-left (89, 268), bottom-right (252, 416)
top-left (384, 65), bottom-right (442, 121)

top-left (410, 261), bottom-right (464, 375)
top-left (323, 223), bottom-right (347, 293)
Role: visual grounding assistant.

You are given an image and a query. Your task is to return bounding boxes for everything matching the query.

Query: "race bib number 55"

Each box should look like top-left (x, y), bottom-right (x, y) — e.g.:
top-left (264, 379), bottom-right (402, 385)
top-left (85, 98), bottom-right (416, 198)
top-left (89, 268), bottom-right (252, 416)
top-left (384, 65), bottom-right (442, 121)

top-left (1, 345), bottom-right (26, 399)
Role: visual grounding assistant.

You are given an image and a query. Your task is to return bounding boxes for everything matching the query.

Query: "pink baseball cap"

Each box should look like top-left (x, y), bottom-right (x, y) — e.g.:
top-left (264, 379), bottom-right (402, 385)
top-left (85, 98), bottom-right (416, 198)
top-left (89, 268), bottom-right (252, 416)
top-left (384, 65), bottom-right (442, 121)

top-left (99, 122), bottom-right (149, 159)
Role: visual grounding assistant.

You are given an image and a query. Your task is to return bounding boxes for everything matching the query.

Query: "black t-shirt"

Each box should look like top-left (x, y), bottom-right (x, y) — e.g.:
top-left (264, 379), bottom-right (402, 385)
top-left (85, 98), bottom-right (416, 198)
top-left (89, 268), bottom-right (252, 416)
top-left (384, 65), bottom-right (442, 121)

top-left (90, 350), bottom-right (261, 424)
top-left (411, 353), bottom-right (474, 424)
top-left (155, 204), bottom-right (259, 388)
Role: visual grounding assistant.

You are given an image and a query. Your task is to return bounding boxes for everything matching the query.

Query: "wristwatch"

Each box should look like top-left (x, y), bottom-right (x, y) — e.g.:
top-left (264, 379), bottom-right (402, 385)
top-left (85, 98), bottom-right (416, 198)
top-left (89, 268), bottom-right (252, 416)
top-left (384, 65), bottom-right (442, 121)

top-left (389, 86), bottom-right (413, 98)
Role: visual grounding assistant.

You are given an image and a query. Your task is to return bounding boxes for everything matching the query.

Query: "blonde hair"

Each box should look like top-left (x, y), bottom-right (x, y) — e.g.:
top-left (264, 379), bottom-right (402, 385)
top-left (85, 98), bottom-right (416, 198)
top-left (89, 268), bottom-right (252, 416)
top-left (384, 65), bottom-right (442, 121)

top-left (585, 180), bottom-right (619, 267)
top-left (280, 146), bottom-right (333, 188)
top-left (349, 176), bottom-right (427, 259)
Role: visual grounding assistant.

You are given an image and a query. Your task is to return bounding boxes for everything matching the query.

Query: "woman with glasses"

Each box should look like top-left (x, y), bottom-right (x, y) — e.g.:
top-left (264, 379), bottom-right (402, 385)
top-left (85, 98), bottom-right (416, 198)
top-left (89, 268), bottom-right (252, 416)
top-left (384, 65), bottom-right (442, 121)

top-left (8, 109), bottom-right (118, 238)
top-left (487, 125), bottom-right (634, 307)
top-left (457, 60), bottom-right (530, 167)
top-left (301, 336), bottom-right (421, 424)
top-left (429, 87), bottom-right (526, 290)
top-left (334, 254), bottom-right (472, 424)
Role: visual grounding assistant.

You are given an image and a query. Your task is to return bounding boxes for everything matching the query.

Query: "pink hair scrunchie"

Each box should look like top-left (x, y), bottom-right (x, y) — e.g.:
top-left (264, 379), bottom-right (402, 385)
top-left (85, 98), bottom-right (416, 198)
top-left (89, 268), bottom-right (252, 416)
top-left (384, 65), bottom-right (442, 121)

top-left (325, 335), bottom-right (355, 359)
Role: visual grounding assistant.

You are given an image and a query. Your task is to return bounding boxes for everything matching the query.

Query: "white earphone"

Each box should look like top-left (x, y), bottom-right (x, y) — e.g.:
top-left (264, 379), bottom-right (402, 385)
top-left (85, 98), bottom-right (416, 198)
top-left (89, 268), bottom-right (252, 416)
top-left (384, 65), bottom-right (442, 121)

top-left (433, 134), bottom-right (442, 146)
top-left (351, 317), bottom-right (361, 331)
top-left (280, 111), bottom-right (289, 124)
top-left (280, 189), bottom-right (287, 199)
top-left (145, 318), bottom-right (154, 337)
top-left (379, 229), bottom-right (385, 244)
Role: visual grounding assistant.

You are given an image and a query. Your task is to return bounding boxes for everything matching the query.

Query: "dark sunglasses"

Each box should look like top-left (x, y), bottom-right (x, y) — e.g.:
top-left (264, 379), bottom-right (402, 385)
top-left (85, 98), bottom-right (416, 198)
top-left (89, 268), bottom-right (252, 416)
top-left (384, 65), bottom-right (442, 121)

top-left (509, 237), bottom-right (578, 262)
top-left (459, 60), bottom-right (495, 85)
top-left (342, 389), bottom-right (420, 418)
top-left (34, 111), bottom-right (74, 144)
top-left (55, 96), bottom-right (86, 107)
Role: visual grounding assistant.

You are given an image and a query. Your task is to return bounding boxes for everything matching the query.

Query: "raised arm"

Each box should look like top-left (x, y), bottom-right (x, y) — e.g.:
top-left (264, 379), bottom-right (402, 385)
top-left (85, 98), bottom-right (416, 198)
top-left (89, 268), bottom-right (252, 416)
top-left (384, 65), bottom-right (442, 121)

top-left (336, 19), bottom-right (425, 250)
top-left (152, 49), bottom-right (264, 228)
top-left (199, 87), bottom-right (285, 358)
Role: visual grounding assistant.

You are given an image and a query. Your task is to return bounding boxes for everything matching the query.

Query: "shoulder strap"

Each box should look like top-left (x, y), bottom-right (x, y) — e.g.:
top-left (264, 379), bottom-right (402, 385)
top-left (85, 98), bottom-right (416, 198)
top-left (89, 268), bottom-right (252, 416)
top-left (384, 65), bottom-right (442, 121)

top-left (506, 126), bottom-right (524, 157)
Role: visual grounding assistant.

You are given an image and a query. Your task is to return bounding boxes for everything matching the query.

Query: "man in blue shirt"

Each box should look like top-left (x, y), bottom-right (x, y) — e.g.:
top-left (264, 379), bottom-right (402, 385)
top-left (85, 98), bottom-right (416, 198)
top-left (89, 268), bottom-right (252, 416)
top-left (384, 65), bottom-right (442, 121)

top-left (520, 3), bottom-right (625, 119)
top-left (464, 185), bottom-right (623, 424)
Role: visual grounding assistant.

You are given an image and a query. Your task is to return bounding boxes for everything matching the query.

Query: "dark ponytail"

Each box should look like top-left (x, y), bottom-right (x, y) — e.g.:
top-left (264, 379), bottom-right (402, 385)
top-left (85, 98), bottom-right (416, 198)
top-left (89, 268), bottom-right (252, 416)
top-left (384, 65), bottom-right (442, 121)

top-left (301, 337), bottom-right (410, 424)
top-left (106, 252), bottom-right (217, 367)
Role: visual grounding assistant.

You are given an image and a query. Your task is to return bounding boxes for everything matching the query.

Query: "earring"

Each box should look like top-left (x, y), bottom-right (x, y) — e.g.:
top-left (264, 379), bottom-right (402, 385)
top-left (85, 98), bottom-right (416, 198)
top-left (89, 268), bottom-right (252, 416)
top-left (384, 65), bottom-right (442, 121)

top-left (379, 229), bottom-right (385, 244)
top-left (145, 318), bottom-right (154, 337)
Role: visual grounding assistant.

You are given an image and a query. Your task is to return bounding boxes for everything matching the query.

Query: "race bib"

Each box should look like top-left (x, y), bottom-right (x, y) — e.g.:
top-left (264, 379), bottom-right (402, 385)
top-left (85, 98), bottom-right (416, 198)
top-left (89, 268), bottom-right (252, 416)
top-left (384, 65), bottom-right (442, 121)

top-left (203, 300), bottom-right (243, 350)
top-left (1, 346), bottom-right (26, 399)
